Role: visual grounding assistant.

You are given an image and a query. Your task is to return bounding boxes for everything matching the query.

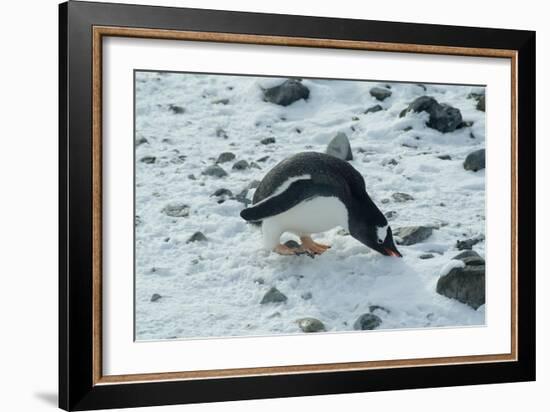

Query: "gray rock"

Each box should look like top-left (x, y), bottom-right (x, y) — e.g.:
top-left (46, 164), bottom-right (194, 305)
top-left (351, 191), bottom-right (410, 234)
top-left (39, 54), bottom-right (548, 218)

top-left (394, 226), bottom-right (433, 245)
top-left (250, 162), bottom-right (261, 170)
top-left (257, 156), bottom-right (270, 163)
top-left (136, 137), bottom-right (148, 146)
top-left (232, 160), bottom-right (250, 170)
top-left (370, 87), bottom-right (392, 101)
top-left (284, 240), bottom-right (301, 249)
top-left (140, 156), bottom-right (156, 164)
top-left (419, 253), bottom-right (435, 259)
top-left (400, 96), bottom-right (463, 133)
top-left (326, 132), bottom-right (353, 161)
top-left (437, 154), bottom-right (452, 160)
top-left (263, 79), bottom-right (310, 106)
top-left (384, 210), bottom-right (397, 220)
top-left (150, 293), bottom-right (162, 302)
top-left (297, 317), bottom-right (326, 333)
top-left (216, 128), bottom-right (228, 139)
top-left (187, 174), bottom-right (196, 180)
top-left (212, 188), bottom-right (233, 203)
top-left (234, 189), bottom-right (251, 206)
top-left (468, 92), bottom-right (486, 112)
top-left (353, 313), bottom-right (382, 330)
top-left (187, 231), bottom-right (207, 243)
top-left (456, 235), bottom-right (484, 250)
top-left (202, 164), bottom-right (228, 178)
top-left (216, 152), bottom-right (236, 163)
top-left (452, 250), bottom-right (484, 262)
top-left (212, 98), bottom-right (229, 105)
top-left (261, 137), bottom-right (276, 145)
top-left (365, 104), bottom-right (383, 114)
top-left (260, 287), bottom-right (288, 304)
top-left (463, 149), bottom-right (485, 172)
top-left (162, 203), bottom-right (190, 217)
top-left (168, 104), bottom-right (185, 114)
top-left (392, 192), bottom-right (414, 202)
top-left (301, 292), bottom-right (313, 300)
top-left (436, 264), bottom-right (485, 309)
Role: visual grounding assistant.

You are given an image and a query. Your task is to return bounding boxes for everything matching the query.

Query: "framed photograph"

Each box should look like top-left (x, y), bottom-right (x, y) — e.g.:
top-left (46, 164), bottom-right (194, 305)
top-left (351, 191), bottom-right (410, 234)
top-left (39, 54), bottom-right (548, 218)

top-left (59, 1), bottom-right (536, 410)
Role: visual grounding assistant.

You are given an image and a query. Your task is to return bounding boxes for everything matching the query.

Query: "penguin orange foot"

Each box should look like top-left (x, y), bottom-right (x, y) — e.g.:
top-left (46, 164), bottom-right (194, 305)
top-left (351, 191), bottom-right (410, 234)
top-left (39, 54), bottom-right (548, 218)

top-left (300, 236), bottom-right (330, 255)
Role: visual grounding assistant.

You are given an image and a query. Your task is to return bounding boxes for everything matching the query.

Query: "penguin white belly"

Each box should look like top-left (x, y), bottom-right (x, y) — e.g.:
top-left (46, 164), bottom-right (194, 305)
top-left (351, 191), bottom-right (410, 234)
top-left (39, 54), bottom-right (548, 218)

top-left (261, 196), bottom-right (348, 249)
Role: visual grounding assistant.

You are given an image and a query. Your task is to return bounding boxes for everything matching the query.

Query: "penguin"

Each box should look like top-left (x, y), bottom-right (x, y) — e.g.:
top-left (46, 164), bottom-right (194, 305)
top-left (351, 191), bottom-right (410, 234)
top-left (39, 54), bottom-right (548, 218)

top-left (240, 152), bottom-right (402, 257)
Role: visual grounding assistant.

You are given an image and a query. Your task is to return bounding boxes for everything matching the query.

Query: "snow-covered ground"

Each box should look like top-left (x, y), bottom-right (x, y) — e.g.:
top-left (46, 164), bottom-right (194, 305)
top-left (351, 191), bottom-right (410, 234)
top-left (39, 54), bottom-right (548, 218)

top-left (134, 71), bottom-right (486, 340)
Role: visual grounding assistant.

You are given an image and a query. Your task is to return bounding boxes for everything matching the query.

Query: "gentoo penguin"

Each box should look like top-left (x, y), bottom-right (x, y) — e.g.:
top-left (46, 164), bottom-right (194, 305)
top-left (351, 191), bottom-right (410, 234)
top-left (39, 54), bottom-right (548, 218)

top-left (240, 152), bottom-right (402, 257)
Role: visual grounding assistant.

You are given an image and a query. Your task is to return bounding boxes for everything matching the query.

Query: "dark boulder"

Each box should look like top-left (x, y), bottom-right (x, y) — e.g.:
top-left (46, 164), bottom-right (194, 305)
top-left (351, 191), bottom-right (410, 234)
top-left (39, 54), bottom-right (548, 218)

top-left (263, 79), bottom-right (310, 106)
top-left (260, 287), bottom-right (288, 304)
top-left (353, 313), bottom-right (382, 330)
top-left (463, 149), bottom-right (485, 172)
top-left (436, 263), bottom-right (485, 310)
top-left (400, 96), bottom-right (463, 133)
top-left (369, 87), bottom-right (392, 101)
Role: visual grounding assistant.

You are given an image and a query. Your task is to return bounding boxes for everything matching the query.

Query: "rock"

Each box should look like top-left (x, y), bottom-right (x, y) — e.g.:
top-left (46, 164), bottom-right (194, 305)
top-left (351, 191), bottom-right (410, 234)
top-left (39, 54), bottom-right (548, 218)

top-left (301, 292), bottom-right (313, 300)
top-left (212, 98), bottom-right (229, 105)
top-left (250, 162), bottom-right (261, 170)
top-left (437, 154), bottom-right (452, 160)
top-left (365, 104), bottom-right (383, 114)
top-left (370, 87), bottom-right (392, 101)
top-left (140, 156), bottom-right (156, 164)
top-left (136, 136), bottom-right (148, 146)
top-left (392, 192), bottom-right (414, 202)
top-left (216, 128), bottom-right (228, 139)
top-left (162, 203), bottom-right (190, 217)
top-left (234, 189), bottom-right (251, 206)
top-left (187, 231), bottom-right (207, 243)
top-left (188, 174), bottom-right (196, 180)
top-left (257, 156), bottom-right (270, 163)
top-left (284, 240), bottom-right (301, 249)
top-left (384, 210), bottom-right (397, 220)
top-left (260, 287), bottom-right (288, 304)
top-left (468, 92), bottom-right (486, 112)
top-left (456, 235), bottom-right (484, 250)
top-left (400, 96), bottom-right (463, 133)
top-left (419, 253), bottom-right (435, 259)
top-left (216, 152), bottom-right (236, 163)
top-left (394, 226), bottom-right (433, 245)
top-left (326, 132), bottom-right (353, 161)
top-left (263, 79), bottom-right (310, 106)
top-left (452, 250), bottom-right (484, 262)
top-left (353, 313), bottom-right (382, 330)
top-left (135, 215), bottom-right (142, 226)
top-left (436, 264), bottom-right (485, 309)
top-left (232, 160), bottom-right (249, 170)
top-left (297, 317), bottom-right (326, 333)
top-left (168, 104), bottom-right (185, 114)
top-left (150, 293), bottom-right (162, 302)
top-left (463, 149), bottom-right (485, 172)
top-left (202, 164), bottom-right (228, 178)
top-left (212, 188), bottom-right (233, 203)
top-left (261, 137), bottom-right (276, 145)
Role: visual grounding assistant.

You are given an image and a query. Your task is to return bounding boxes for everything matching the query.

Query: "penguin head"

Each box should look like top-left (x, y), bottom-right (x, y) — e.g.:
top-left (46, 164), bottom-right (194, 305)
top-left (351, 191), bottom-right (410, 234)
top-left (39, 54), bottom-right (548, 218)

top-left (349, 219), bottom-right (402, 257)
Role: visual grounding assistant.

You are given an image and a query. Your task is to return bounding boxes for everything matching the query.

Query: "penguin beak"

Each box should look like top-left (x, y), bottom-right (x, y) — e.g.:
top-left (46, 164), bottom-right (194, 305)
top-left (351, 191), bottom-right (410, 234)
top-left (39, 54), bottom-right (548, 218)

top-left (384, 247), bottom-right (402, 258)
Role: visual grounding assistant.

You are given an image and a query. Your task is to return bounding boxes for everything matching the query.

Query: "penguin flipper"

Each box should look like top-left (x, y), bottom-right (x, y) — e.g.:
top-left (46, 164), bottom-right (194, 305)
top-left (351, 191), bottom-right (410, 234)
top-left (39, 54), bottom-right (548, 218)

top-left (240, 179), bottom-right (335, 222)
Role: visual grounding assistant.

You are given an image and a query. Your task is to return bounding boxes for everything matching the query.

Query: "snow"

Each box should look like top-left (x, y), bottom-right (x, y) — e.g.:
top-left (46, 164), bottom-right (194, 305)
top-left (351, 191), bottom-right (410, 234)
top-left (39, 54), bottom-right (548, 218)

top-left (134, 71), bottom-right (486, 340)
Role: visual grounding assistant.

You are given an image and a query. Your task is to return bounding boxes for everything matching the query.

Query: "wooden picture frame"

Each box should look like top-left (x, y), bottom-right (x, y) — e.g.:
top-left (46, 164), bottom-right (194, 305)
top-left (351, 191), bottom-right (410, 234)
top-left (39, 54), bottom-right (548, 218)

top-left (59, 1), bottom-right (535, 410)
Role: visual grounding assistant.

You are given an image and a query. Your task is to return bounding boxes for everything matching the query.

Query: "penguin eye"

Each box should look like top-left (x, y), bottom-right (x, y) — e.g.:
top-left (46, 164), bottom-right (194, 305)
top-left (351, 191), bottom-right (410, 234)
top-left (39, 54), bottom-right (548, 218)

top-left (377, 238), bottom-right (383, 244)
